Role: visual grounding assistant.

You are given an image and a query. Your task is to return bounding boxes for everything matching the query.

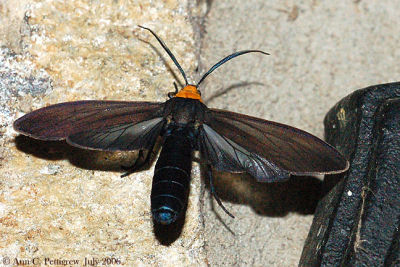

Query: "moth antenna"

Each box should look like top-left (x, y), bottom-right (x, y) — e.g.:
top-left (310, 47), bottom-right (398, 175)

top-left (139, 25), bottom-right (189, 86)
top-left (167, 82), bottom-right (179, 98)
top-left (208, 167), bottom-right (235, 218)
top-left (196, 50), bottom-right (269, 87)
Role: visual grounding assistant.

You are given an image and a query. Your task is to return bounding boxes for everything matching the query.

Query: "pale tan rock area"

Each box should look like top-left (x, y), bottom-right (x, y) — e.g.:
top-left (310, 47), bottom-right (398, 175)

top-left (1, 1), bottom-right (399, 267)
top-left (1, 0), bottom-right (207, 266)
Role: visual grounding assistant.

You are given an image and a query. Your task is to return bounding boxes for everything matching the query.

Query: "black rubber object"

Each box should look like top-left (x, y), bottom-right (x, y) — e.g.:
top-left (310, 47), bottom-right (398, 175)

top-left (300, 82), bottom-right (400, 266)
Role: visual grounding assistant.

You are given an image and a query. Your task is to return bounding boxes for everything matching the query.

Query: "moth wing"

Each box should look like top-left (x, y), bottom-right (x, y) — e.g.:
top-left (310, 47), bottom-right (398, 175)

top-left (14, 100), bottom-right (165, 151)
top-left (201, 109), bottom-right (348, 182)
top-left (67, 117), bottom-right (164, 151)
top-left (199, 124), bottom-right (290, 182)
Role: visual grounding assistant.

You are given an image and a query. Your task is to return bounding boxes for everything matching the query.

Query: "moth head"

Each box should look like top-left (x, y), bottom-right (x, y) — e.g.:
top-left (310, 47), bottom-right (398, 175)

top-left (175, 84), bottom-right (202, 102)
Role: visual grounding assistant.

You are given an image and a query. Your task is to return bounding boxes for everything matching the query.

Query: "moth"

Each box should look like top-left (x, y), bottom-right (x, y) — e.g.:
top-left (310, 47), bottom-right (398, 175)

top-left (14, 26), bottom-right (349, 225)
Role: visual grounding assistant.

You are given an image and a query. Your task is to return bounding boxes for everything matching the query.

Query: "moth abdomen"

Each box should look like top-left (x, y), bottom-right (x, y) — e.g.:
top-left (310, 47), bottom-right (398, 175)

top-left (151, 127), bottom-right (193, 225)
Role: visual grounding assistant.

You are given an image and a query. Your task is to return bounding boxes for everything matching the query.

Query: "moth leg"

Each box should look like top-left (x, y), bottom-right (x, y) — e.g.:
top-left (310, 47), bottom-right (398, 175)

top-left (121, 149), bottom-right (152, 177)
top-left (206, 165), bottom-right (235, 218)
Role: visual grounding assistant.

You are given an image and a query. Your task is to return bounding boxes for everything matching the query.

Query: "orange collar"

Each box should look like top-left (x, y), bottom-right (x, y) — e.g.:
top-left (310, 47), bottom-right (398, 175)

top-left (175, 85), bottom-right (203, 102)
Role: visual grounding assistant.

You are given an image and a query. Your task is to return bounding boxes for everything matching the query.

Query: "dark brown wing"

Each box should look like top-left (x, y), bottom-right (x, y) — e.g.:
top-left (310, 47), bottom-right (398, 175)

top-left (201, 109), bottom-right (348, 181)
top-left (199, 124), bottom-right (291, 182)
top-left (14, 100), bottom-right (165, 151)
top-left (67, 117), bottom-right (165, 151)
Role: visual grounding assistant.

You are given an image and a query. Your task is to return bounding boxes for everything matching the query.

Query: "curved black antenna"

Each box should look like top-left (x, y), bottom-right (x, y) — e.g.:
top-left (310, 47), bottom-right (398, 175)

top-left (139, 25), bottom-right (189, 86)
top-left (196, 50), bottom-right (269, 87)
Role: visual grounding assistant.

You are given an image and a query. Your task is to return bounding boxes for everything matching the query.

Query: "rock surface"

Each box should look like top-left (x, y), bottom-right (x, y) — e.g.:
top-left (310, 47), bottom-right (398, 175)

top-left (1, 0), bottom-right (206, 266)
top-left (1, 0), bottom-right (399, 266)
top-left (200, 1), bottom-right (400, 266)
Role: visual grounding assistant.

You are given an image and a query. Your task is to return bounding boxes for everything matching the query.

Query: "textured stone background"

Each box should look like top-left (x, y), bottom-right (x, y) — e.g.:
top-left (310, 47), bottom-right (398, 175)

top-left (1, 0), bottom-right (399, 266)
top-left (1, 0), bottom-right (206, 266)
top-left (200, 1), bottom-right (399, 266)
